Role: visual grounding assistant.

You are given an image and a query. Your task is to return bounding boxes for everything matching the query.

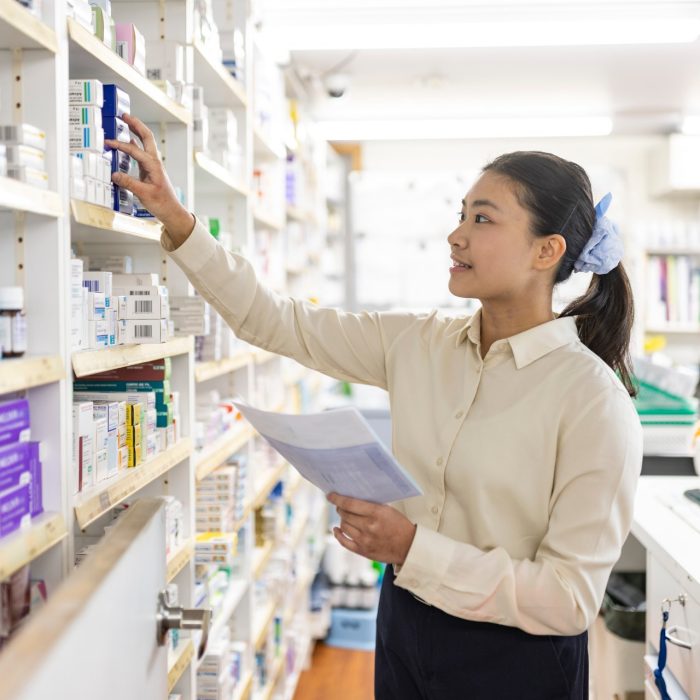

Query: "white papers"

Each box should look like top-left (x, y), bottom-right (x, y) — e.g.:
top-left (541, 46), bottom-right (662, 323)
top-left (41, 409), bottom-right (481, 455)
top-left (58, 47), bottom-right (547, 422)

top-left (232, 399), bottom-right (422, 504)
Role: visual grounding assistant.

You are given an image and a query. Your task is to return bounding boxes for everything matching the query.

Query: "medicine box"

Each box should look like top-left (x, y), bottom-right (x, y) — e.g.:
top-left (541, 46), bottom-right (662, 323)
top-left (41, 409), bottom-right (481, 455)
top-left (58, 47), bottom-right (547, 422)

top-left (83, 271), bottom-right (113, 297)
top-left (109, 149), bottom-right (131, 174)
top-left (6, 165), bottom-right (49, 189)
top-left (118, 294), bottom-right (169, 320)
top-left (115, 23), bottom-right (146, 77)
top-left (0, 482), bottom-right (31, 538)
top-left (103, 84), bottom-right (130, 118)
top-left (103, 116), bottom-right (130, 144)
top-left (121, 319), bottom-right (169, 344)
top-left (112, 273), bottom-right (160, 287)
top-left (0, 399), bottom-right (30, 447)
top-left (70, 125), bottom-right (104, 152)
top-left (146, 41), bottom-right (185, 84)
top-left (4, 145), bottom-right (45, 170)
top-left (69, 79), bottom-right (104, 107)
top-left (0, 124), bottom-right (46, 151)
top-left (69, 105), bottom-right (103, 128)
top-left (113, 185), bottom-right (134, 214)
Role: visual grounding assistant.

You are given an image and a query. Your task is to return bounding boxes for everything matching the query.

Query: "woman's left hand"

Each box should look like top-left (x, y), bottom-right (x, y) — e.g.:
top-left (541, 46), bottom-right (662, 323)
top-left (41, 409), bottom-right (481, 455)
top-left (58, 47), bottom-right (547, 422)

top-left (327, 493), bottom-right (417, 565)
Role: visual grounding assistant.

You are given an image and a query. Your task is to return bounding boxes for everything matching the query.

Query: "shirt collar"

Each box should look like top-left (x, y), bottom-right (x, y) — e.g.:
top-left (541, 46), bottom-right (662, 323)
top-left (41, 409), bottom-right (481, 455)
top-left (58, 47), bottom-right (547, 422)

top-left (456, 307), bottom-right (579, 369)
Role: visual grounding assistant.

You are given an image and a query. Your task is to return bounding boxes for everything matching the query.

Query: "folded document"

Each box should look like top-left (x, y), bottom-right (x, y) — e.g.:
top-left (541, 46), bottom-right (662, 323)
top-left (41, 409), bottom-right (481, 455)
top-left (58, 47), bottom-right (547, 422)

top-left (232, 399), bottom-right (422, 504)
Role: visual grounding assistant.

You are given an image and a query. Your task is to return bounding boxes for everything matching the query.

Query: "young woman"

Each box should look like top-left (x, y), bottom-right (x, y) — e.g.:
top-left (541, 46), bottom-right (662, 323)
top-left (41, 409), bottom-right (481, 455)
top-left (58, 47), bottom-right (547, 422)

top-left (107, 116), bottom-right (643, 700)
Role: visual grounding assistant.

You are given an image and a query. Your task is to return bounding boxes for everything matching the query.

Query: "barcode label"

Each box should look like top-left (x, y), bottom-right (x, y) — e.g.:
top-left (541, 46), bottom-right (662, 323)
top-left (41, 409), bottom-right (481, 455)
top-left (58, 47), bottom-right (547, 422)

top-left (134, 325), bottom-right (153, 338)
top-left (116, 41), bottom-right (127, 60)
top-left (134, 300), bottom-right (153, 314)
top-left (129, 290), bottom-right (150, 296)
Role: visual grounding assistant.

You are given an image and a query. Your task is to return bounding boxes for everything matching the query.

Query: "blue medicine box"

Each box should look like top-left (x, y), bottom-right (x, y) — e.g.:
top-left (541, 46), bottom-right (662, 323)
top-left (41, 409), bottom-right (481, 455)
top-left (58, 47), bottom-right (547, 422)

top-left (325, 605), bottom-right (378, 651)
top-left (103, 116), bottom-right (130, 144)
top-left (103, 84), bottom-right (130, 118)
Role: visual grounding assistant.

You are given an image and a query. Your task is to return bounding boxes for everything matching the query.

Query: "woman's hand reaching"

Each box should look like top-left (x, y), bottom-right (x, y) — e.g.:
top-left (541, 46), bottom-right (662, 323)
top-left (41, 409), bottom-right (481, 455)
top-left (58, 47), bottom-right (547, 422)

top-left (104, 113), bottom-right (195, 247)
top-left (327, 493), bottom-right (417, 566)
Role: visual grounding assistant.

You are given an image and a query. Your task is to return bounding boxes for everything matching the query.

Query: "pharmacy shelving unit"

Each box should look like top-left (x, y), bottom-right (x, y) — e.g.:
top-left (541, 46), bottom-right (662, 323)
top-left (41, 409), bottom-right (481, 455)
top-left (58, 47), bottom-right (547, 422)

top-left (0, 1), bottom-right (331, 697)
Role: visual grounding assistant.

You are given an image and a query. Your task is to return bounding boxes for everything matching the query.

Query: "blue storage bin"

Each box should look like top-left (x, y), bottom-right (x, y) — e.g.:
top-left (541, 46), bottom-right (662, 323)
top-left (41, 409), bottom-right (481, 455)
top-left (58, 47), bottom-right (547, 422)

top-left (325, 606), bottom-right (378, 651)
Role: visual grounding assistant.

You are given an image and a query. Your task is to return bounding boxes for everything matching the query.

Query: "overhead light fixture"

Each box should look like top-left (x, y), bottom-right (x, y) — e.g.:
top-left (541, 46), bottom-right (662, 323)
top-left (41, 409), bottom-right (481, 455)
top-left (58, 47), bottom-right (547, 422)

top-left (265, 19), bottom-right (700, 51)
top-left (316, 117), bottom-right (613, 141)
top-left (680, 116), bottom-right (700, 135)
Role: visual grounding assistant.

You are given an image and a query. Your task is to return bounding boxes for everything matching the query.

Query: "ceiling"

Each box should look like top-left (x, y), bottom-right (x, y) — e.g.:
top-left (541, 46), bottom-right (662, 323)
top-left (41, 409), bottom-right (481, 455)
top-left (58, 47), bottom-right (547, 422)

top-left (257, 0), bottom-right (700, 135)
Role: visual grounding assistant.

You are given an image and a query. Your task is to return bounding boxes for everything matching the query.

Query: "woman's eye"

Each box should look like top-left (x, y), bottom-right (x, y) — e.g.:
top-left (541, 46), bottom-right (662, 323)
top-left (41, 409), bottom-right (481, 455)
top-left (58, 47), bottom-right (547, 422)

top-left (457, 211), bottom-right (466, 223)
top-left (475, 214), bottom-right (489, 223)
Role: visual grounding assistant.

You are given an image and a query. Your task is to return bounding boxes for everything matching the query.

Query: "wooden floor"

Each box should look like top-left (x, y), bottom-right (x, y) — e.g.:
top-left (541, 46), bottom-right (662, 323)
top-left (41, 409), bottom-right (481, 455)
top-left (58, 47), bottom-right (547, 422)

top-left (294, 643), bottom-right (374, 700)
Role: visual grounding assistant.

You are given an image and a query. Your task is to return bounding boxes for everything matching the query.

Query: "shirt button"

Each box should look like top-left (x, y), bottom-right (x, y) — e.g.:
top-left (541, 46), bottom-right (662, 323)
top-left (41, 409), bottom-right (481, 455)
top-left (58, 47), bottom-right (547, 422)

top-left (436, 457), bottom-right (443, 466)
top-left (455, 410), bottom-right (464, 419)
top-left (431, 506), bottom-right (439, 515)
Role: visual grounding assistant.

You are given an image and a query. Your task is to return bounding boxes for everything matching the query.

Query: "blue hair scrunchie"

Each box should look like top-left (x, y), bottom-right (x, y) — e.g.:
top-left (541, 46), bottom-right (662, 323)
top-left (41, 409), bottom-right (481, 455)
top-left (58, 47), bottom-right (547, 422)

top-left (573, 192), bottom-right (624, 275)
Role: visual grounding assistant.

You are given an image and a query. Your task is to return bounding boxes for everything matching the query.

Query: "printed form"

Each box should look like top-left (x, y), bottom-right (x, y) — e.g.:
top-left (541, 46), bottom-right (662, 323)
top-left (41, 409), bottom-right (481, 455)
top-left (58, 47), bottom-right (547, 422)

top-left (233, 399), bottom-right (423, 504)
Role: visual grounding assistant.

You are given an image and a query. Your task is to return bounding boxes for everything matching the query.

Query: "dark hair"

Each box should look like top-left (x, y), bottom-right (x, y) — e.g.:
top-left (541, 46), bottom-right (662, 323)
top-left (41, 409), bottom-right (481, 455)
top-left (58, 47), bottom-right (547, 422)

top-left (483, 151), bottom-right (637, 397)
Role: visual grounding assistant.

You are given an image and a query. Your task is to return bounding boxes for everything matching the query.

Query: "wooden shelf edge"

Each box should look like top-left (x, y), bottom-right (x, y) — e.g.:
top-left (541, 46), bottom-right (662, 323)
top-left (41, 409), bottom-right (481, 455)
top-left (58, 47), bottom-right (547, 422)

top-left (72, 336), bottom-right (193, 378)
top-left (253, 210), bottom-right (285, 232)
top-left (250, 460), bottom-right (288, 511)
top-left (0, 355), bottom-right (64, 395)
top-left (208, 579), bottom-right (249, 644)
top-left (195, 425), bottom-right (254, 481)
top-left (234, 669), bottom-right (254, 700)
top-left (645, 326), bottom-right (700, 335)
top-left (73, 438), bottom-right (193, 529)
top-left (71, 199), bottom-right (162, 241)
top-left (253, 598), bottom-right (278, 651)
top-left (0, 0), bottom-right (58, 52)
top-left (257, 654), bottom-right (285, 700)
top-left (67, 18), bottom-right (191, 125)
top-left (167, 639), bottom-right (194, 693)
top-left (166, 539), bottom-right (194, 582)
top-left (192, 39), bottom-right (248, 108)
top-left (195, 352), bottom-right (252, 383)
top-left (252, 540), bottom-right (275, 580)
top-left (253, 126), bottom-right (285, 161)
top-left (0, 512), bottom-right (67, 580)
top-left (0, 177), bottom-right (62, 217)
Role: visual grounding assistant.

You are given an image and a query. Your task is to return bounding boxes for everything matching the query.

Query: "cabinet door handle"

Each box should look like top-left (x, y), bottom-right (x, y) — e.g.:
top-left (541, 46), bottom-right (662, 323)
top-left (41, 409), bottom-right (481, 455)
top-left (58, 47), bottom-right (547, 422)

top-left (157, 591), bottom-right (213, 659)
top-left (665, 626), bottom-right (693, 650)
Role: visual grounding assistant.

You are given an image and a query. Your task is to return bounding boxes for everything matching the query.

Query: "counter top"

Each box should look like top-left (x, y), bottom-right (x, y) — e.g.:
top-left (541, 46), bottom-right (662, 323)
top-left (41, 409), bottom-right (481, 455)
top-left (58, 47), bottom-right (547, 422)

top-left (631, 476), bottom-right (700, 602)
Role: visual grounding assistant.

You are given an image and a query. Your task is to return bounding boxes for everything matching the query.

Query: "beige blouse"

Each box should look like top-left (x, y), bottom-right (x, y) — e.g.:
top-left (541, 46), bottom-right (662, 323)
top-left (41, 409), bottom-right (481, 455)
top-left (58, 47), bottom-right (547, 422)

top-left (163, 219), bottom-right (643, 636)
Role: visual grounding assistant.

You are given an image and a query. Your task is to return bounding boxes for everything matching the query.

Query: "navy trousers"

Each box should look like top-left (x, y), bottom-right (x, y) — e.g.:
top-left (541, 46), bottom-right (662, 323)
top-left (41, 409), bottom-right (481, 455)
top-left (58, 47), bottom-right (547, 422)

top-left (375, 569), bottom-right (588, 699)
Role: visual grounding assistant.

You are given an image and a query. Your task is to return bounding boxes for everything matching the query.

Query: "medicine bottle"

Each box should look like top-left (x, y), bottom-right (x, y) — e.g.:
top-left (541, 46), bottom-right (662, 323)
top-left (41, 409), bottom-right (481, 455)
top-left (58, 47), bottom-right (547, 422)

top-left (0, 287), bottom-right (27, 358)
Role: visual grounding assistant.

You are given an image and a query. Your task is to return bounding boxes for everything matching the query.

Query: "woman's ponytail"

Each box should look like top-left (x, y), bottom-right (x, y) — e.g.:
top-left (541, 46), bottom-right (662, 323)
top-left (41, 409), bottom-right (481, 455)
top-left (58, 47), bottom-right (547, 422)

top-left (483, 151), bottom-right (638, 397)
top-left (559, 264), bottom-right (638, 397)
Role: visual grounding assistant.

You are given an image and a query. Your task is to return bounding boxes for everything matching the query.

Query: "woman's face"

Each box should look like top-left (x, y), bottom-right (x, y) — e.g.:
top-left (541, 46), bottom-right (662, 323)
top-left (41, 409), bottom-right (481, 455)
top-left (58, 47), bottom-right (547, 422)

top-left (447, 170), bottom-right (550, 302)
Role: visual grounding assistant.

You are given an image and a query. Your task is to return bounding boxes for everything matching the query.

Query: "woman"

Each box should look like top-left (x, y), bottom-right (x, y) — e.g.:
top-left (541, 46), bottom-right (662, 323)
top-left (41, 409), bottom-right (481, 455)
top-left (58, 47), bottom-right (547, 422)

top-left (107, 116), bottom-right (643, 699)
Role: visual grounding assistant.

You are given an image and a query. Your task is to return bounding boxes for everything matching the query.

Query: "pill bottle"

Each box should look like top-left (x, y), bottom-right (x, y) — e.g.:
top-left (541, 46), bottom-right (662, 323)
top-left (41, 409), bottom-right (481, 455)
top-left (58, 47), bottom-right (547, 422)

top-left (0, 286), bottom-right (27, 358)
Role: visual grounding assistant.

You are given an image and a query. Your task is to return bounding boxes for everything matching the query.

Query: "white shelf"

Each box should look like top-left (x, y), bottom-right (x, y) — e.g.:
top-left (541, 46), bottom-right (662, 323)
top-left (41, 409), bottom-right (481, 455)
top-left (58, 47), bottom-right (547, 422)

top-left (0, 512), bottom-right (67, 580)
top-left (195, 424), bottom-right (256, 481)
top-left (250, 460), bottom-right (288, 511)
top-left (192, 39), bottom-right (248, 109)
top-left (253, 126), bottom-right (285, 161)
top-left (195, 352), bottom-right (252, 383)
top-left (194, 151), bottom-right (249, 196)
top-left (71, 199), bottom-right (162, 244)
top-left (252, 597), bottom-right (279, 651)
top-left (0, 0), bottom-right (57, 51)
top-left (73, 438), bottom-right (193, 528)
top-left (646, 248), bottom-right (700, 256)
top-left (67, 18), bottom-right (191, 125)
top-left (72, 336), bottom-right (193, 378)
top-left (0, 177), bottom-right (62, 217)
top-left (0, 355), bottom-right (64, 395)
top-left (233, 670), bottom-right (254, 700)
top-left (286, 206), bottom-right (316, 225)
top-left (167, 639), bottom-right (194, 693)
top-left (252, 540), bottom-right (275, 580)
top-left (255, 654), bottom-right (285, 700)
top-left (253, 208), bottom-right (285, 232)
top-left (207, 579), bottom-right (249, 648)
top-left (645, 324), bottom-right (700, 335)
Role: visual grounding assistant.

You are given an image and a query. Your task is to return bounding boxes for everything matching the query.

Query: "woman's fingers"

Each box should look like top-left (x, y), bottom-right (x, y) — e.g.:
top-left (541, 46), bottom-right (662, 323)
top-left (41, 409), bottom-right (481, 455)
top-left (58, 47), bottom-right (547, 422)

top-left (111, 171), bottom-right (148, 199)
top-left (333, 527), bottom-right (361, 554)
top-left (338, 519), bottom-right (363, 541)
top-left (120, 113), bottom-right (159, 157)
top-left (104, 138), bottom-right (151, 166)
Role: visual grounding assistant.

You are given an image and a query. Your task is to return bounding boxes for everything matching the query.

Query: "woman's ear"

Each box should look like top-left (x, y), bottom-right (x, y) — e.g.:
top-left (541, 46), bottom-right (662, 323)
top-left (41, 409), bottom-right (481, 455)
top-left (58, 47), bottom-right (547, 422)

top-left (533, 234), bottom-right (566, 271)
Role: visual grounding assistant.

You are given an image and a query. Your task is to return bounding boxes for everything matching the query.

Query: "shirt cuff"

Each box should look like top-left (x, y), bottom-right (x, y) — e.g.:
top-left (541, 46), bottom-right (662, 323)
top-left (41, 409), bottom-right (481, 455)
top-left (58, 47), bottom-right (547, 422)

top-left (393, 524), bottom-right (454, 597)
top-left (161, 215), bottom-right (219, 275)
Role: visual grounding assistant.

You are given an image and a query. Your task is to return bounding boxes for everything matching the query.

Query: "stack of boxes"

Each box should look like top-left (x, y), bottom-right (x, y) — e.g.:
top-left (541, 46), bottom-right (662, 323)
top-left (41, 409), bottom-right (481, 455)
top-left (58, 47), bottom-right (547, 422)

top-left (0, 124), bottom-right (48, 189)
top-left (0, 399), bottom-right (43, 541)
top-left (194, 393), bottom-right (242, 451)
top-left (70, 266), bottom-right (171, 351)
top-left (72, 359), bottom-right (180, 492)
top-left (66, 0), bottom-right (93, 31)
top-left (212, 2), bottom-right (246, 82)
top-left (146, 40), bottom-right (187, 104)
top-left (208, 108), bottom-right (242, 176)
top-left (69, 80), bottom-right (136, 213)
top-left (169, 296), bottom-right (210, 337)
top-left (196, 460), bottom-right (246, 534)
top-left (197, 633), bottom-right (249, 700)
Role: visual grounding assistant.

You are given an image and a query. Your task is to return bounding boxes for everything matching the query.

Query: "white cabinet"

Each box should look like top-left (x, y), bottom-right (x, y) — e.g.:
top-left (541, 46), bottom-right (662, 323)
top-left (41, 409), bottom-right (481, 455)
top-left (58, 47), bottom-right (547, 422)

top-left (0, 500), bottom-right (177, 699)
top-left (650, 134), bottom-right (700, 196)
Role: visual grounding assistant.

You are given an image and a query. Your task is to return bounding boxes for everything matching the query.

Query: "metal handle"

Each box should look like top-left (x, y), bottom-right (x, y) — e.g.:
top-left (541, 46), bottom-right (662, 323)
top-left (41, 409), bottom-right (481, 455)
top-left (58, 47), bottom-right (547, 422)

top-left (666, 626), bottom-right (693, 650)
top-left (157, 591), bottom-right (212, 659)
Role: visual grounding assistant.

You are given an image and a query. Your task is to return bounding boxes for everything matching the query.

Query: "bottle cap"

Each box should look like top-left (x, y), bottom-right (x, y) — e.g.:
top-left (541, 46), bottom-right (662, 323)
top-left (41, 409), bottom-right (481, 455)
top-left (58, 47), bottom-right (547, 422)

top-left (0, 286), bottom-right (24, 310)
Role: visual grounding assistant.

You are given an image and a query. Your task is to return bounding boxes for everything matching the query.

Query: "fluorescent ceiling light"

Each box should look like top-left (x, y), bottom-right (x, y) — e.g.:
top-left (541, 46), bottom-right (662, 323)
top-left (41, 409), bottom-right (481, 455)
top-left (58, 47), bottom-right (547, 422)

top-left (265, 20), bottom-right (700, 50)
top-left (681, 116), bottom-right (700, 135)
top-left (316, 117), bottom-right (613, 141)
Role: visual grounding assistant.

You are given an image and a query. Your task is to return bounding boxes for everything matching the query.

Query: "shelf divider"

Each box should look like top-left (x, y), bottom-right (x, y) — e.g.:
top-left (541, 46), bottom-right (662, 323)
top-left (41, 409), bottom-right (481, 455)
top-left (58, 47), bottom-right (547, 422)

top-left (167, 639), bottom-right (194, 693)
